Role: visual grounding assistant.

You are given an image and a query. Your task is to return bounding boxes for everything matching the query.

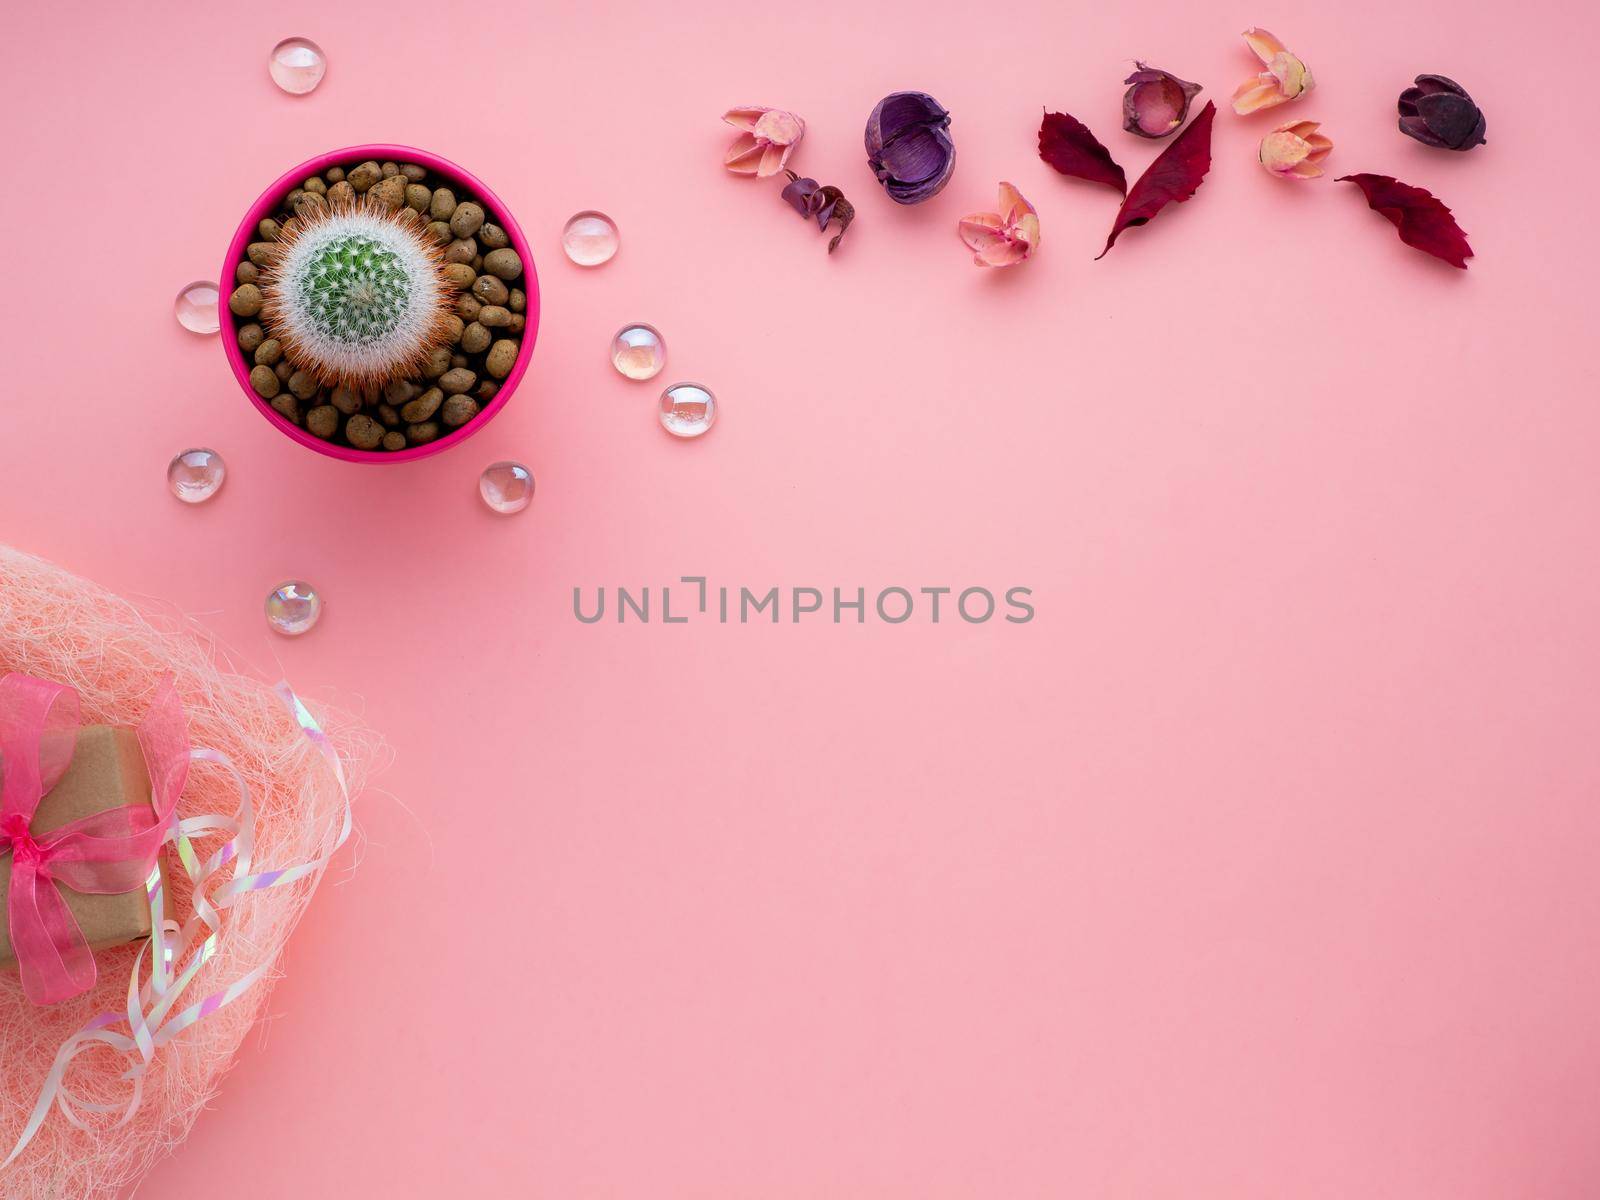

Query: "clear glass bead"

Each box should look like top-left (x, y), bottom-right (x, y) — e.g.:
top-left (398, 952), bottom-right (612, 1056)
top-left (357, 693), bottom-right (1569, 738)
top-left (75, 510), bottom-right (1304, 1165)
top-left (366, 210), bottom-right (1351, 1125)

top-left (265, 582), bottom-right (322, 635)
top-left (562, 211), bottom-right (619, 267)
top-left (167, 448), bottom-right (226, 503)
top-left (610, 324), bottom-right (665, 380)
top-left (174, 281), bottom-right (220, 334)
top-left (659, 383), bottom-right (716, 438)
top-left (269, 37), bottom-right (326, 96)
top-left (479, 462), bottom-right (534, 514)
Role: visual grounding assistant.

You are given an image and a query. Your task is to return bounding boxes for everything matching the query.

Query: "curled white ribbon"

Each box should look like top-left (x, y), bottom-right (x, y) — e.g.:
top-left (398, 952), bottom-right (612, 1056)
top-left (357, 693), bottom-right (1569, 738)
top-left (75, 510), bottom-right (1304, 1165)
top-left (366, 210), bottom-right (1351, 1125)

top-left (3, 682), bottom-right (351, 1170)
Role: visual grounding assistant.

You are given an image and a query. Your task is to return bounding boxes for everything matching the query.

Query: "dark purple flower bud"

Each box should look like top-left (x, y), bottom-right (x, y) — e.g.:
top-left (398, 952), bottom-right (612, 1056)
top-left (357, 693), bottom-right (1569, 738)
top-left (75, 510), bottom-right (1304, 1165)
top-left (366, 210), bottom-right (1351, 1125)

top-left (1398, 74), bottom-right (1486, 151)
top-left (1122, 63), bottom-right (1203, 138)
top-left (864, 91), bottom-right (955, 205)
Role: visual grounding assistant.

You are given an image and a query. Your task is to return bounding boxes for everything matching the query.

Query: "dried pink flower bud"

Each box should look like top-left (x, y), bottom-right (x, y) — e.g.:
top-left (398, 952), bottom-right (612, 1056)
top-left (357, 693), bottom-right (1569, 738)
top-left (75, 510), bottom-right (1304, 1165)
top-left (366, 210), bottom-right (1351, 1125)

top-left (1258, 120), bottom-right (1332, 179)
top-left (957, 182), bottom-right (1039, 267)
top-left (722, 106), bottom-right (806, 176)
top-left (1231, 28), bottom-right (1313, 115)
top-left (1122, 64), bottom-right (1203, 138)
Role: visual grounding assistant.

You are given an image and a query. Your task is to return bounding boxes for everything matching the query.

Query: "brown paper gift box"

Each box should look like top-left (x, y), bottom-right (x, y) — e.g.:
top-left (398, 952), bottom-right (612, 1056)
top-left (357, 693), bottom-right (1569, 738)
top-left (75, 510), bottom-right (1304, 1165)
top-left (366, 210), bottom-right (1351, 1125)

top-left (0, 725), bottom-right (158, 966)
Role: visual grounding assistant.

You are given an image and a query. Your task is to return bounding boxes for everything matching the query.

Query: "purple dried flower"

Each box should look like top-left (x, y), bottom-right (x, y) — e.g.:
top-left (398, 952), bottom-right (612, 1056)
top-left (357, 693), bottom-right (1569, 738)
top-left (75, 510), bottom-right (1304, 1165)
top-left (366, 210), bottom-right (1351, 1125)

top-left (864, 91), bottom-right (955, 205)
top-left (781, 171), bottom-right (855, 253)
top-left (1122, 63), bottom-right (1203, 138)
top-left (1398, 75), bottom-right (1486, 151)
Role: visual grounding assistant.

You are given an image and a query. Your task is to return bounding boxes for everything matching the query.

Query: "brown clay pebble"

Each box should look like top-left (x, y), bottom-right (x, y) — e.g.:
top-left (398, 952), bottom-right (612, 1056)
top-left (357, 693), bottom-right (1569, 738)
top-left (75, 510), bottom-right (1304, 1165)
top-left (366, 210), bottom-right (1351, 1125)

top-left (400, 163), bottom-right (428, 183)
top-left (486, 340), bottom-right (519, 379)
top-left (478, 223), bottom-right (509, 250)
top-left (235, 261), bottom-right (259, 285)
top-left (441, 395), bottom-right (480, 427)
top-left (288, 370), bottom-right (319, 401)
top-left (229, 284), bottom-right (264, 316)
top-left (476, 380), bottom-right (500, 401)
top-left (384, 378), bottom-right (421, 406)
top-left (442, 263), bottom-right (477, 290)
top-left (429, 188), bottom-right (457, 220)
top-left (377, 403), bottom-right (402, 428)
top-left (405, 183), bottom-right (432, 212)
top-left (449, 202), bottom-right (485, 239)
top-left (471, 255), bottom-right (483, 272)
top-left (325, 166), bottom-right (345, 183)
top-left (346, 414), bottom-right (384, 449)
top-left (455, 294), bottom-right (482, 322)
top-left (472, 275), bottom-right (508, 306)
top-left (479, 305), bottom-right (512, 329)
top-left (509, 314), bottom-right (526, 334)
top-left (444, 238), bottom-right (476, 265)
top-left (460, 322), bottom-right (491, 354)
top-left (249, 365), bottom-right (280, 398)
top-left (258, 218), bottom-right (282, 241)
top-left (369, 176), bottom-right (407, 211)
top-left (483, 249), bottom-right (522, 280)
top-left (401, 388), bottom-right (443, 422)
top-left (439, 367), bottom-right (476, 395)
top-left (303, 176), bottom-right (327, 195)
top-left (246, 242), bottom-right (276, 267)
top-left (382, 431), bottom-right (408, 451)
top-left (237, 323), bottom-right (264, 353)
top-left (381, 161), bottom-right (399, 177)
top-left (286, 189), bottom-right (305, 207)
top-left (480, 339), bottom-right (518, 380)
top-left (422, 346), bottom-right (453, 378)
top-left (451, 353), bottom-right (469, 369)
top-left (509, 288), bottom-right (525, 313)
top-left (406, 421), bottom-right (441, 445)
top-left (327, 180), bottom-right (355, 205)
top-left (425, 220), bottom-right (452, 246)
top-left (347, 161), bottom-right (382, 192)
top-left (254, 338), bottom-right (283, 366)
top-left (270, 395), bottom-right (301, 424)
top-left (306, 405), bottom-right (339, 438)
top-left (274, 360), bottom-right (295, 382)
top-left (443, 314), bottom-right (465, 343)
top-left (330, 385), bottom-right (360, 414)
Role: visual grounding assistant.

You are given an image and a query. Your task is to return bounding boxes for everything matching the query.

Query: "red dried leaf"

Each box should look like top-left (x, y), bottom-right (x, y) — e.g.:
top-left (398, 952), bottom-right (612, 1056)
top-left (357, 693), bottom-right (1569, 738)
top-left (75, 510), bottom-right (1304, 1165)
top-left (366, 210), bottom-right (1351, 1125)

top-left (1097, 101), bottom-right (1216, 259)
top-left (1337, 173), bottom-right (1473, 269)
top-left (1038, 110), bottom-right (1127, 194)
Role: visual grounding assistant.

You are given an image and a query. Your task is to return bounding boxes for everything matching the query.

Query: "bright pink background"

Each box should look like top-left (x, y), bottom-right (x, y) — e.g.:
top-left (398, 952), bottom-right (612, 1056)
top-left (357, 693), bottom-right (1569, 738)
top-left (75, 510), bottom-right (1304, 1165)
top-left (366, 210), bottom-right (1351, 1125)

top-left (4, 1), bottom-right (1600, 1196)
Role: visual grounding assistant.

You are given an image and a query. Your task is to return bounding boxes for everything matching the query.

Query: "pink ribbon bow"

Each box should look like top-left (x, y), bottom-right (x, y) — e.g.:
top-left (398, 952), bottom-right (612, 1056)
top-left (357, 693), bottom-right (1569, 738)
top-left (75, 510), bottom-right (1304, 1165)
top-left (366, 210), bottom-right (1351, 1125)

top-left (0, 673), bottom-right (188, 1006)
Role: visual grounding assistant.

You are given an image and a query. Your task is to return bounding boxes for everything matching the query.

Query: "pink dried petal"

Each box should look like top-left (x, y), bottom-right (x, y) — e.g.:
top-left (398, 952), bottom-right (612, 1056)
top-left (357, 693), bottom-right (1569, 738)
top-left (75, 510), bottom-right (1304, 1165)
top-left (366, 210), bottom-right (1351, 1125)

top-left (721, 106), bottom-right (806, 176)
top-left (1259, 120), bottom-right (1332, 179)
top-left (1242, 28), bottom-right (1287, 62)
top-left (723, 106), bottom-right (768, 132)
top-left (1231, 28), bottom-right (1313, 114)
top-left (723, 132), bottom-right (767, 174)
top-left (958, 182), bottom-right (1039, 267)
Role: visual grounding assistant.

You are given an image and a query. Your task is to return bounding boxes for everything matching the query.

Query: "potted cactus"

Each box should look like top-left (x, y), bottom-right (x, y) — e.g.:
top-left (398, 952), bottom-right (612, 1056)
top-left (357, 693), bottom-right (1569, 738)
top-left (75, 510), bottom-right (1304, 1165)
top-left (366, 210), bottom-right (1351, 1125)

top-left (221, 145), bottom-right (537, 462)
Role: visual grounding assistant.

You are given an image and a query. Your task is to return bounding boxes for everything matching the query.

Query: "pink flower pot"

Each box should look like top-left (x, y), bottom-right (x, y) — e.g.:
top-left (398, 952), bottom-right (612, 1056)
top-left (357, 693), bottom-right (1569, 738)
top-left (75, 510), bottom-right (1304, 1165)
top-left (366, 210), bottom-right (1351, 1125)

top-left (220, 144), bottom-right (538, 463)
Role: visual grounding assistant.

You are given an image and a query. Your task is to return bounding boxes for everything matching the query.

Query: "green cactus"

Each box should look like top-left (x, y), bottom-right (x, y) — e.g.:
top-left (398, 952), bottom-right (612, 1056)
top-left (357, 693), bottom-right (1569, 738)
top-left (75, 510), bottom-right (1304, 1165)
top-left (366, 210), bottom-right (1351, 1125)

top-left (260, 201), bottom-right (454, 391)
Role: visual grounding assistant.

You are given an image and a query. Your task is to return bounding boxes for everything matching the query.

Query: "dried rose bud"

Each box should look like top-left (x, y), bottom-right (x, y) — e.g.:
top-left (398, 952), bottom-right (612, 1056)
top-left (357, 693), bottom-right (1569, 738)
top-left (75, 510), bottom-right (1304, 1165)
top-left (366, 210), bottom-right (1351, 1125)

top-left (865, 91), bottom-right (956, 205)
top-left (723, 106), bottom-right (806, 176)
top-left (780, 171), bottom-right (855, 253)
top-left (957, 182), bottom-right (1039, 267)
top-left (1258, 120), bottom-right (1332, 179)
top-left (1231, 27), bottom-right (1313, 114)
top-left (1122, 64), bottom-right (1203, 138)
top-left (1397, 75), bottom-right (1486, 151)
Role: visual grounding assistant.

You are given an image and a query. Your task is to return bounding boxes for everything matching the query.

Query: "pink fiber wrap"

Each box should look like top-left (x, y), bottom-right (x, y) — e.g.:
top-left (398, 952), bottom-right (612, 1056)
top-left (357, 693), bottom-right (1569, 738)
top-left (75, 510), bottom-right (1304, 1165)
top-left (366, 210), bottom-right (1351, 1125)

top-left (0, 546), bottom-right (378, 1198)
